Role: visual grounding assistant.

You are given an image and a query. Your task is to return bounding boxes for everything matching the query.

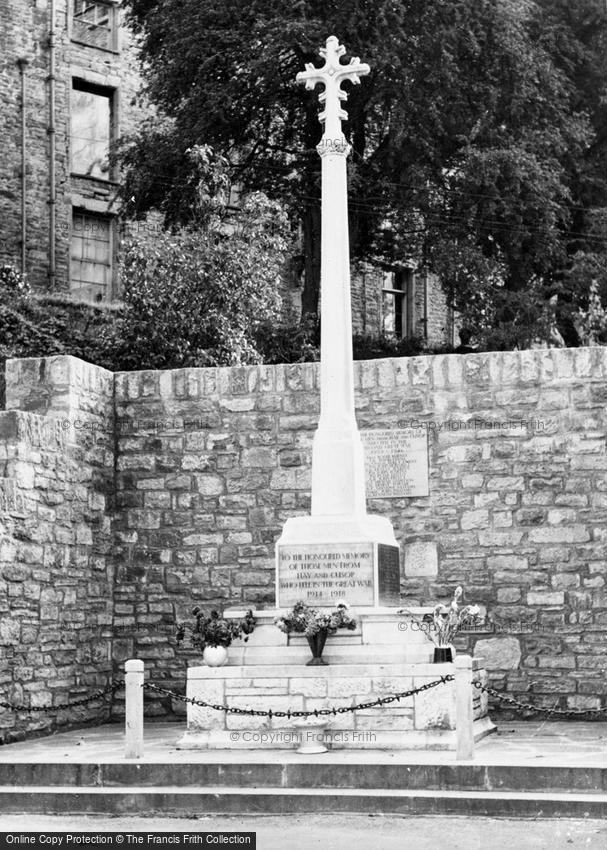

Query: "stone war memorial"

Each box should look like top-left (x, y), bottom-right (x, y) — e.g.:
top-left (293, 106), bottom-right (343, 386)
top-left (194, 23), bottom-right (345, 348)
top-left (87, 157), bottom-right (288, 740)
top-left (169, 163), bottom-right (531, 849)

top-left (179, 35), bottom-right (492, 751)
top-left (2, 33), bottom-right (607, 820)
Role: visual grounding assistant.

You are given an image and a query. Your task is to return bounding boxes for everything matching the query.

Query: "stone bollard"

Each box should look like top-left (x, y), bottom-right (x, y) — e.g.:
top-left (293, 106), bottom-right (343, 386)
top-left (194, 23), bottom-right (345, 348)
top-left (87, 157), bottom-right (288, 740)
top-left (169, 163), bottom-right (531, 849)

top-left (455, 654), bottom-right (474, 760)
top-left (125, 659), bottom-right (144, 759)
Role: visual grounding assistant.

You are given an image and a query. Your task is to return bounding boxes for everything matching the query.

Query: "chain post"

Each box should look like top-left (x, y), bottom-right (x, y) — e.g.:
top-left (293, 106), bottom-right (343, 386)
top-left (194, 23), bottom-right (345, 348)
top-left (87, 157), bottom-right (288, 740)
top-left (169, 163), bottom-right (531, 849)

top-left (455, 654), bottom-right (474, 760)
top-left (124, 659), bottom-right (144, 759)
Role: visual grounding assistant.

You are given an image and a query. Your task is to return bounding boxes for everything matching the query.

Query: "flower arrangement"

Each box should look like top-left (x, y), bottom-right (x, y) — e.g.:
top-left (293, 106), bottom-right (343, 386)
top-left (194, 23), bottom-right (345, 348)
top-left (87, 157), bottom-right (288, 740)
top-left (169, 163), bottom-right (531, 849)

top-left (399, 586), bottom-right (482, 648)
top-left (176, 608), bottom-right (256, 651)
top-left (274, 601), bottom-right (357, 638)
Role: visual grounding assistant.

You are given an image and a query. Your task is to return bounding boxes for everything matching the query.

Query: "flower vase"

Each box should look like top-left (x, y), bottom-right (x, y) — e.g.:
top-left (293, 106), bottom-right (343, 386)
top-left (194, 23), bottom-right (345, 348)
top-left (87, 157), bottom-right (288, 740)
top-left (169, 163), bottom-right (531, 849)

top-left (306, 628), bottom-right (328, 666)
top-left (433, 645), bottom-right (454, 663)
top-left (203, 645), bottom-right (228, 667)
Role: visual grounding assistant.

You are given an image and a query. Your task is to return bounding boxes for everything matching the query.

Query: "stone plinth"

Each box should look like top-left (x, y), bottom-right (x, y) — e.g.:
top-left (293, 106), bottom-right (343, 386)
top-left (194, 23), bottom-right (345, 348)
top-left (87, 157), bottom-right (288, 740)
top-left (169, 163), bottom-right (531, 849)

top-left (177, 609), bottom-right (495, 751)
top-left (177, 659), bottom-right (494, 751)
top-left (275, 516), bottom-right (400, 608)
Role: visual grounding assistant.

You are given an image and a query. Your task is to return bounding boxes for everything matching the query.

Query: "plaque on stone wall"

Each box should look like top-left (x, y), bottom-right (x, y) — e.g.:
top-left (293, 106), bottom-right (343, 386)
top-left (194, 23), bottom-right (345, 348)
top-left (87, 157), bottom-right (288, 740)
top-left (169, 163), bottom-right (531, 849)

top-left (277, 543), bottom-right (375, 607)
top-left (361, 428), bottom-right (429, 498)
top-left (377, 544), bottom-right (401, 606)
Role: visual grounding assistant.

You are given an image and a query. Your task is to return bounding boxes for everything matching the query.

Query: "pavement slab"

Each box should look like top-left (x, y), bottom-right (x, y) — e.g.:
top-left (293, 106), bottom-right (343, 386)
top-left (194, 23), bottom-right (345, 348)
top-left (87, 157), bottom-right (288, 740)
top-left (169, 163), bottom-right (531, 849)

top-left (0, 814), bottom-right (605, 850)
top-left (0, 720), bottom-right (606, 767)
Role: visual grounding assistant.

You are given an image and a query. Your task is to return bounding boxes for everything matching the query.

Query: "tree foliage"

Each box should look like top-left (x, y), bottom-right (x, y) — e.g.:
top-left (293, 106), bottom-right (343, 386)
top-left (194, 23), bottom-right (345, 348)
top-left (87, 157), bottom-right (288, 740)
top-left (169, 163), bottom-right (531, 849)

top-left (118, 0), bottom-right (607, 344)
top-left (105, 190), bottom-right (290, 370)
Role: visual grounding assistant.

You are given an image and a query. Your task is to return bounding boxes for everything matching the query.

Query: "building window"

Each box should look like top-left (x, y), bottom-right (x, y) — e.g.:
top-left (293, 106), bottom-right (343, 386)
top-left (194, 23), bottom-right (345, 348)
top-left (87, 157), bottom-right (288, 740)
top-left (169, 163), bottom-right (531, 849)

top-left (70, 211), bottom-right (113, 302)
top-left (71, 81), bottom-right (113, 180)
top-left (382, 270), bottom-right (412, 338)
top-left (72, 1), bottom-right (117, 51)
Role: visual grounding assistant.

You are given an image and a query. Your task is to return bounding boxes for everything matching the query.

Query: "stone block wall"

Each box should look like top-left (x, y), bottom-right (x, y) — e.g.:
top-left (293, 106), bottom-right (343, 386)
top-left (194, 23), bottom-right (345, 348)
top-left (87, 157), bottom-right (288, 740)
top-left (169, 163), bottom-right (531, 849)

top-left (112, 348), bottom-right (607, 715)
top-left (111, 364), bottom-right (310, 718)
top-left (2, 348), bottom-right (607, 735)
top-left (0, 356), bottom-right (114, 740)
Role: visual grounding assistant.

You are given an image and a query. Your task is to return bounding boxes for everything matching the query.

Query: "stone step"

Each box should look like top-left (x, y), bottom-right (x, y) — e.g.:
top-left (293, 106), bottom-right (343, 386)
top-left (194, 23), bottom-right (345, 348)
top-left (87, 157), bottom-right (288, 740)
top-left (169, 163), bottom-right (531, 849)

top-left (191, 661), bottom-right (455, 677)
top-left (0, 761), bottom-right (604, 793)
top-left (0, 785), bottom-right (606, 818)
top-left (236, 614), bottom-right (433, 650)
top-left (206, 648), bottom-right (437, 668)
top-left (176, 720), bottom-right (495, 752)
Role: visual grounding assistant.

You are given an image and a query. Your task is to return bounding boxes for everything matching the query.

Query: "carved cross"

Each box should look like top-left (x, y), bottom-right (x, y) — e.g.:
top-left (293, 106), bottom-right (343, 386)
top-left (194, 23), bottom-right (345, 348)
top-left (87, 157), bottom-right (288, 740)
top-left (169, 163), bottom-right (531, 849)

top-left (296, 36), bottom-right (370, 143)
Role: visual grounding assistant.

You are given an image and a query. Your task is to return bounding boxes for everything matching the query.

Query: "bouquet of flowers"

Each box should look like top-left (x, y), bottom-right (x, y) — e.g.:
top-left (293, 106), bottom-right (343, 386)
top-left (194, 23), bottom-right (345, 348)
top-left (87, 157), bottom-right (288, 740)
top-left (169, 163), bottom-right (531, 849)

top-left (274, 601), bottom-right (357, 638)
top-left (399, 586), bottom-right (482, 648)
top-left (176, 608), bottom-right (256, 651)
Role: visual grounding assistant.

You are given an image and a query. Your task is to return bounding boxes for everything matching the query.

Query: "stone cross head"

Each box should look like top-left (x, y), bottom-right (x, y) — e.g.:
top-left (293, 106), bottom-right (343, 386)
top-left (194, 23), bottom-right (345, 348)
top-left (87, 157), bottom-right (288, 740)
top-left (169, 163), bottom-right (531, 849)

top-left (296, 35), bottom-right (370, 144)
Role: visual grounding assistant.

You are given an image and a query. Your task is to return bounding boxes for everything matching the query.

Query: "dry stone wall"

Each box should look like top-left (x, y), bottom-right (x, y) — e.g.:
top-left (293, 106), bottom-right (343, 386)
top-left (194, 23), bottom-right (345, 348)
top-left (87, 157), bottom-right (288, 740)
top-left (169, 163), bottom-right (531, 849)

top-left (1, 348), bottom-right (607, 735)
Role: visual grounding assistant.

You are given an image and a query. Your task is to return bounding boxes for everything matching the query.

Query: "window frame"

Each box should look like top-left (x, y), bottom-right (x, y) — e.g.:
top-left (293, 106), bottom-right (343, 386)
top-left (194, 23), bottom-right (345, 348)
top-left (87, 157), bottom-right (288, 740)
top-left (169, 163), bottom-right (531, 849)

top-left (69, 208), bottom-right (115, 303)
top-left (70, 0), bottom-right (120, 54)
top-left (381, 269), bottom-right (414, 339)
top-left (70, 78), bottom-right (116, 182)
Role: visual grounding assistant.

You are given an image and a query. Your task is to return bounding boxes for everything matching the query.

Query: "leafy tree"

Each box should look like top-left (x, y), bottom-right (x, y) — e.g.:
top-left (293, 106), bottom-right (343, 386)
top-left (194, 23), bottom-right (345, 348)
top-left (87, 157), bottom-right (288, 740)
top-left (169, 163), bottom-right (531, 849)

top-left (118, 0), bottom-right (606, 344)
top-left (105, 189), bottom-right (290, 370)
top-left (528, 0), bottom-right (607, 344)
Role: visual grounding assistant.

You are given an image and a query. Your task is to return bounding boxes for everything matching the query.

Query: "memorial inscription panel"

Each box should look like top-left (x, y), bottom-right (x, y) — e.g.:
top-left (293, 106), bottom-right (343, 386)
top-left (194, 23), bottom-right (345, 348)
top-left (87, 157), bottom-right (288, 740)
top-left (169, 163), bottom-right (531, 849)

top-left (277, 542), bottom-right (375, 607)
top-left (361, 429), bottom-right (429, 498)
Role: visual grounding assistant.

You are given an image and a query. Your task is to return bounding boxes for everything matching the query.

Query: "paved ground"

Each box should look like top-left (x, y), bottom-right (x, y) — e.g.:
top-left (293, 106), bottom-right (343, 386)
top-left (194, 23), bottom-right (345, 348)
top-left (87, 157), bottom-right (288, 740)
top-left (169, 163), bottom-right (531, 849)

top-left (0, 813), bottom-right (605, 849)
top-left (1, 720), bottom-right (607, 765)
top-left (1, 721), bottom-right (606, 846)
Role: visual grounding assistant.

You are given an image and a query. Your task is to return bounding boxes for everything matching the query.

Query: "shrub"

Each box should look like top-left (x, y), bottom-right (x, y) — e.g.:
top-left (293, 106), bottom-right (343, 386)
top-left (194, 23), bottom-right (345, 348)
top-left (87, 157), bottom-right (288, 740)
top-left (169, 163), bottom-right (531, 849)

top-left (109, 192), bottom-right (290, 370)
top-left (352, 333), bottom-right (426, 360)
top-left (254, 317), bottom-right (319, 364)
top-left (0, 265), bottom-right (30, 299)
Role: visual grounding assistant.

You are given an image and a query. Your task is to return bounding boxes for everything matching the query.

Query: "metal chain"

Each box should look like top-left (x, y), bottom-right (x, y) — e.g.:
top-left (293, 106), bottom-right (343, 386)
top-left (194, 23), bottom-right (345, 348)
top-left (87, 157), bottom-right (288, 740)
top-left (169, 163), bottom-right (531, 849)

top-left (6, 674), bottom-right (603, 721)
top-left (473, 681), bottom-right (607, 719)
top-left (143, 674), bottom-right (455, 718)
top-left (0, 680), bottom-right (123, 713)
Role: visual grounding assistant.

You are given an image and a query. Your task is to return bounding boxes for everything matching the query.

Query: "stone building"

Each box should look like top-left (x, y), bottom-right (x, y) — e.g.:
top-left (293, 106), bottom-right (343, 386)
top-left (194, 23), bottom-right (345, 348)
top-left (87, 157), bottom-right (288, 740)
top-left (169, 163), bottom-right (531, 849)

top-left (0, 0), bottom-right (145, 301)
top-left (350, 264), bottom-right (453, 348)
top-left (283, 261), bottom-right (453, 348)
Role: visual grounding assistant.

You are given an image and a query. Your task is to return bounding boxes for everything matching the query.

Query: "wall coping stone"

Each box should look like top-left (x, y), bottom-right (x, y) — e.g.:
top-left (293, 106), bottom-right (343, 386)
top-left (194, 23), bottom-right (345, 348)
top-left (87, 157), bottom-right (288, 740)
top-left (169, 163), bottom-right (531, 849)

top-left (105, 347), bottom-right (607, 404)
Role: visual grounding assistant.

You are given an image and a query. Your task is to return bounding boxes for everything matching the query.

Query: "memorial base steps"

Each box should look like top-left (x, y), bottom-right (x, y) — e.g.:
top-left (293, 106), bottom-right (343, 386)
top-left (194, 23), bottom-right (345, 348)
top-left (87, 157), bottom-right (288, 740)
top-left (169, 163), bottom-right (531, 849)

top-left (0, 759), bottom-right (606, 818)
top-left (181, 608), bottom-right (494, 751)
top-left (222, 606), bottom-right (438, 667)
top-left (227, 645), bottom-right (433, 665)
